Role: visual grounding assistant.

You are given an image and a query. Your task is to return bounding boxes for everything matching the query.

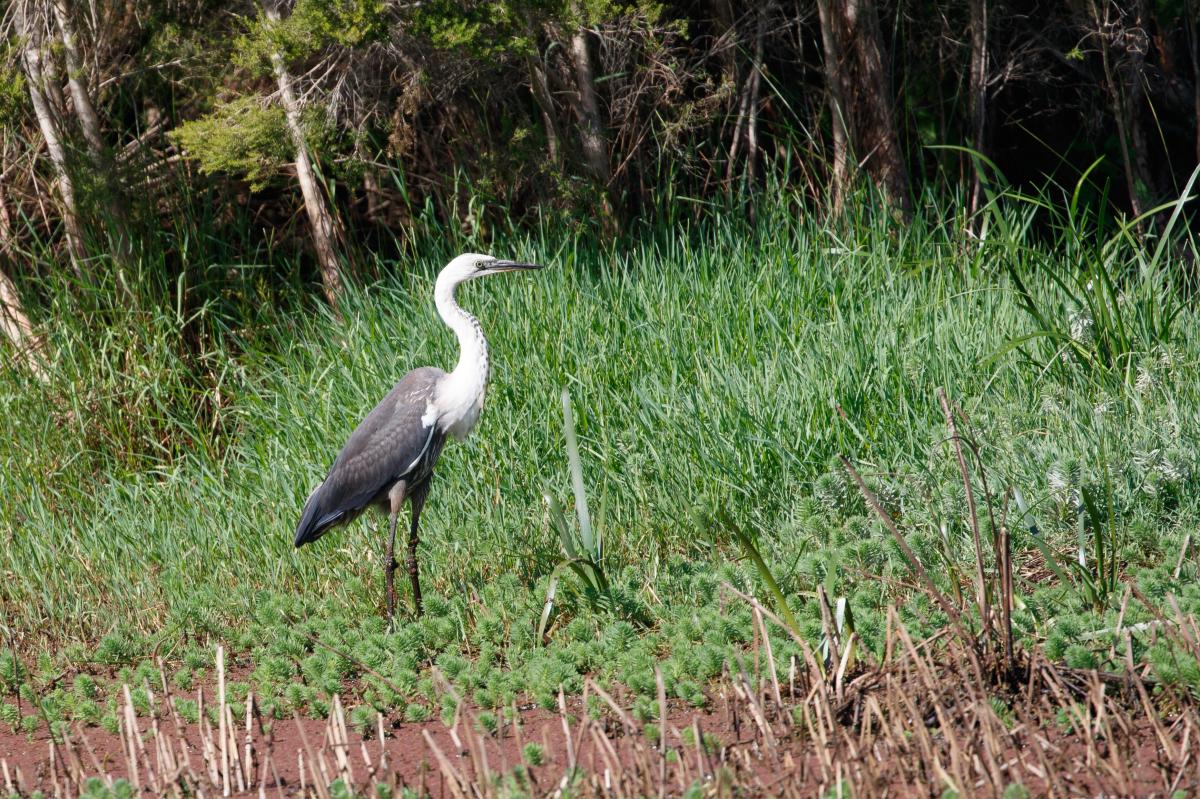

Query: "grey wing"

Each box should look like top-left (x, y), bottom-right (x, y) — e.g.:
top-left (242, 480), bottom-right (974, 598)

top-left (294, 367), bottom-right (446, 547)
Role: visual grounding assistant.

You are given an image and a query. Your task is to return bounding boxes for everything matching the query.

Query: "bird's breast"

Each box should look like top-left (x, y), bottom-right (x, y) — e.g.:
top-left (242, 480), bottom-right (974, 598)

top-left (433, 376), bottom-right (488, 441)
top-left (443, 401), bottom-right (483, 440)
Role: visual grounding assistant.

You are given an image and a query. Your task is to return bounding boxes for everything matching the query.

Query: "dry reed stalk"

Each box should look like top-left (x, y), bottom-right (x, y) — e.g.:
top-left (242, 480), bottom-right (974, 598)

top-left (1109, 585), bottom-right (1134, 664)
top-left (50, 744), bottom-right (71, 798)
top-left (198, 687), bottom-right (222, 786)
top-left (626, 734), bottom-right (655, 797)
top-left (223, 703), bottom-right (246, 793)
top-left (1168, 745), bottom-right (1192, 795)
top-left (992, 485), bottom-right (1015, 671)
top-left (74, 724), bottom-right (114, 788)
top-left (938, 388), bottom-right (991, 644)
top-left (292, 712), bottom-right (332, 799)
top-left (327, 694), bottom-right (354, 784)
top-left (692, 717), bottom-right (714, 778)
top-left (931, 697), bottom-right (969, 791)
top-left (753, 606), bottom-right (785, 724)
top-left (668, 724), bottom-right (692, 790)
top-left (317, 746), bottom-right (335, 791)
top-left (244, 691), bottom-right (256, 788)
top-left (840, 455), bottom-right (984, 680)
top-left (893, 611), bottom-right (950, 706)
top-left (48, 741), bottom-right (60, 799)
top-left (973, 700), bottom-right (1007, 788)
top-left (159, 663), bottom-right (196, 781)
top-left (730, 656), bottom-right (776, 749)
top-left (358, 739), bottom-right (375, 785)
top-left (258, 742), bottom-right (272, 799)
top-left (833, 632), bottom-right (857, 705)
top-left (587, 722), bottom-right (622, 785)
top-left (56, 726), bottom-right (86, 789)
top-left (145, 683), bottom-right (179, 784)
top-left (585, 678), bottom-right (637, 735)
top-left (446, 719), bottom-right (465, 755)
top-left (422, 729), bottom-right (469, 799)
top-left (654, 666), bottom-right (668, 798)
top-left (217, 646), bottom-right (230, 797)
top-left (1173, 532), bottom-right (1192, 579)
top-left (1165, 595), bottom-right (1200, 660)
top-left (126, 684), bottom-right (157, 791)
top-left (117, 686), bottom-right (140, 790)
top-left (720, 582), bottom-right (805, 647)
top-left (466, 721), bottom-right (492, 794)
top-left (557, 688), bottom-right (577, 771)
top-left (510, 701), bottom-right (524, 758)
top-left (816, 586), bottom-right (841, 670)
top-left (377, 711), bottom-right (387, 771)
top-left (797, 641), bottom-right (836, 738)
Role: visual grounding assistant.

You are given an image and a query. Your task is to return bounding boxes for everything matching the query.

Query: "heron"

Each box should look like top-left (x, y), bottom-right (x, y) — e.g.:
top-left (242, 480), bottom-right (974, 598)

top-left (294, 253), bottom-right (543, 623)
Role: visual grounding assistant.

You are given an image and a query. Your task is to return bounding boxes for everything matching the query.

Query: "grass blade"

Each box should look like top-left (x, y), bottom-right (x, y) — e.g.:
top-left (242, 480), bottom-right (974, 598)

top-left (561, 389), bottom-right (595, 558)
top-left (721, 511), bottom-right (800, 636)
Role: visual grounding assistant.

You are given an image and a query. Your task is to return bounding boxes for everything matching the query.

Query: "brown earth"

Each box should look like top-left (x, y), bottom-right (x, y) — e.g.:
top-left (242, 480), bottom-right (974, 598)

top-left (2, 631), bottom-right (1199, 797)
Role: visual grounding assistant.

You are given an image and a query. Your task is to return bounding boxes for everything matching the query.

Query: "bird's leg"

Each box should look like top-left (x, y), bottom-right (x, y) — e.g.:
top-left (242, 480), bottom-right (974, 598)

top-left (384, 511), bottom-right (399, 627)
top-left (385, 481), bottom-right (407, 629)
top-left (407, 479), bottom-right (431, 618)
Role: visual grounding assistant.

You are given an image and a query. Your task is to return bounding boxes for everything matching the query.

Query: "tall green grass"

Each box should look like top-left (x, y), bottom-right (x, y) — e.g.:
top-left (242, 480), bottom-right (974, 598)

top-left (1, 187), bottom-right (1197, 678)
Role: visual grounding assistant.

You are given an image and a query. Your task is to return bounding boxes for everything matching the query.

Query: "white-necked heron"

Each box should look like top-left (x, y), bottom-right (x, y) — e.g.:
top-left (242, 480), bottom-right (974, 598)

top-left (294, 253), bottom-right (543, 622)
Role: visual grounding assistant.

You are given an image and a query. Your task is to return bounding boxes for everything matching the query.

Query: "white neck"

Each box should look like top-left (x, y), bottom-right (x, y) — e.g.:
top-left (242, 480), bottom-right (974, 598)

top-left (433, 271), bottom-right (489, 438)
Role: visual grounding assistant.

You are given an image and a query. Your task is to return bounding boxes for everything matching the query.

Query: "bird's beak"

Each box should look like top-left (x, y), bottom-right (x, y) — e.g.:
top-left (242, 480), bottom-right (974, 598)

top-left (483, 260), bottom-right (543, 274)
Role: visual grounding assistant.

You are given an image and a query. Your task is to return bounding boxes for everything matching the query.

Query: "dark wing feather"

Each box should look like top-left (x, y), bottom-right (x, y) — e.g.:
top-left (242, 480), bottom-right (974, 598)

top-left (295, 367), bottom-right (446, 547)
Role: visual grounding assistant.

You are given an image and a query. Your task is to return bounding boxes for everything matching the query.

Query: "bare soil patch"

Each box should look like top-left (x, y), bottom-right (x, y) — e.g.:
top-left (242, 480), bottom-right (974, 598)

top-left (2, 630), bottom-right (1199, 798)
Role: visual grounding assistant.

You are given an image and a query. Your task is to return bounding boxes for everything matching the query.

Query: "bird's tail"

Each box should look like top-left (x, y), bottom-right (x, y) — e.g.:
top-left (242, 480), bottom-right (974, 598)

top-left (294, 483), bottom-right (330, 547)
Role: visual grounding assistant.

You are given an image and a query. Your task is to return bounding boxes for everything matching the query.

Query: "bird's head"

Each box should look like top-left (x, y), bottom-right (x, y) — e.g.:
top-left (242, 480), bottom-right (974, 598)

top-left (442, 253), bottom-right (543, 284)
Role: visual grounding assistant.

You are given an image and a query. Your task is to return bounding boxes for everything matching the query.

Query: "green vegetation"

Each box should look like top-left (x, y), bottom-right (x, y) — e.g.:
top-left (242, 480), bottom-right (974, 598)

top-left (170, 98), bottom-right (293, 191)
top-left (236, 0), bottom-right (389, 69)
top-left (2, 185), bottom-right (1199, 735)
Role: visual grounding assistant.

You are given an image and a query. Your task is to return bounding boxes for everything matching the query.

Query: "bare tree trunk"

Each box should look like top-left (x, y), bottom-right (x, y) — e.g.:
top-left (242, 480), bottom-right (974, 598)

top-left (745, 7), bottom-right (766, 191)
top-left (564, 11), bottom-right (615, 230)
top-left (726, 6), bottom-right (766, 195)
top-left (265, 6), bottom-right (347, 310)
top-left (967, 0), bottom-right (989, 223)
top-left (527, 54), bottom-right (562, 166)
top-left (727, 67), bottom-right (753, 181)
top-left (16, 0), bottom-right (86, 272)
top-left (815, 0), bottom-right (850, 214)
top-left (51, 0), bottom-right (134, 293)
top-left (0, 138), bottom-right (48, 380)
top-left (363, 168), bottom-right (383, 226)
top-left (1090, 0), bottom-right (1154, 225)
top-left (50, 0), bottom-right (104, 167)
top-left (0, 143), bottom-right (16, 255)
top-left (41, 48), bottom-right (69, 129)
top-left (1125, 0), bottom-right (1158, 211)
top-left (819, 0), bottom-right (912, 218)
top-left (566, 14), bottom-right (610, 186)
top-left (0, 268), bottom-right (47, 381)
